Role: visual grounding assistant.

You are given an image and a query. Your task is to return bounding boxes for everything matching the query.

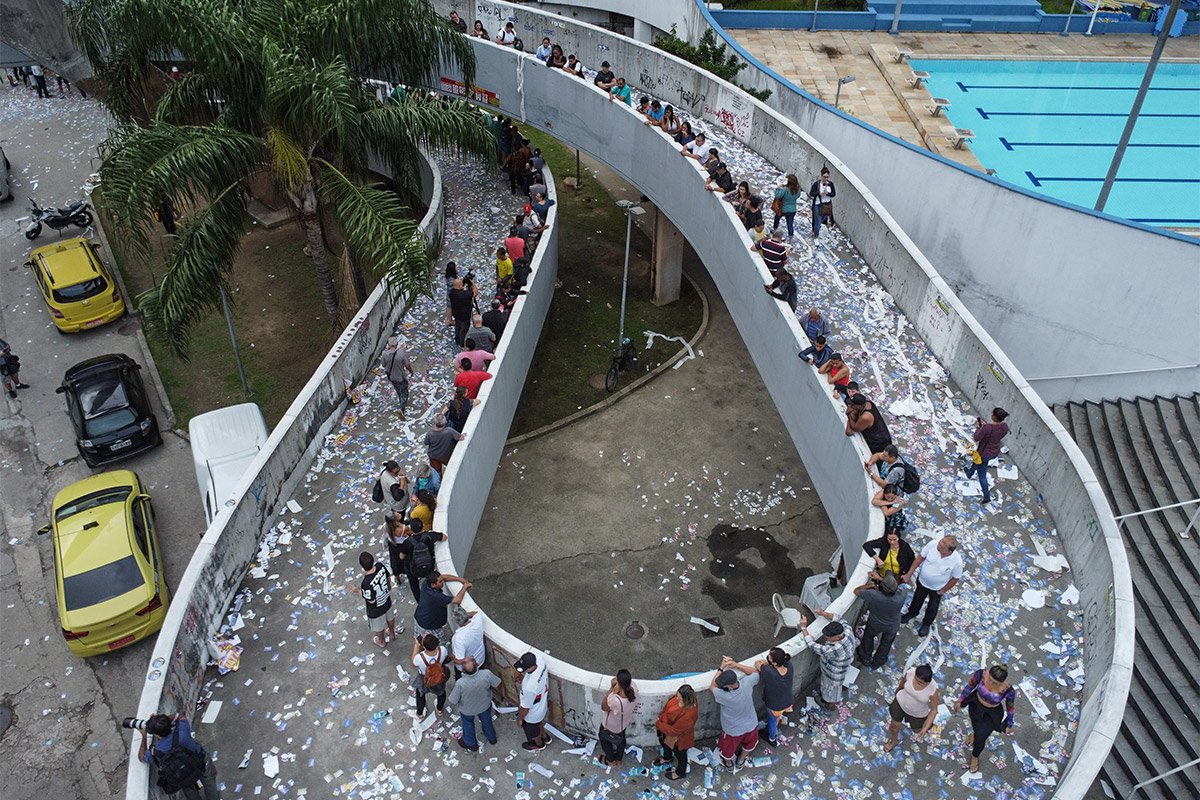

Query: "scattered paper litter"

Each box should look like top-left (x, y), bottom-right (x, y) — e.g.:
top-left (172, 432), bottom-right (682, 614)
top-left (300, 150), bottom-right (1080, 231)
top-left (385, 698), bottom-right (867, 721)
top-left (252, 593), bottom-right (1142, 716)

top-left (199, 700), bottom-right (223, 724)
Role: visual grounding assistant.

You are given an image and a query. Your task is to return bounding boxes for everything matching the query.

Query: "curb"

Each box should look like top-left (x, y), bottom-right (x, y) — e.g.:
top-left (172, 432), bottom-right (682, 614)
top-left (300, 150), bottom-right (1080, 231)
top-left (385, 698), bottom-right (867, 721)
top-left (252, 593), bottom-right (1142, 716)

top-left (505, 267), bottom-right (710, 446)
top-left (91, 205), bottom-right (179, 431)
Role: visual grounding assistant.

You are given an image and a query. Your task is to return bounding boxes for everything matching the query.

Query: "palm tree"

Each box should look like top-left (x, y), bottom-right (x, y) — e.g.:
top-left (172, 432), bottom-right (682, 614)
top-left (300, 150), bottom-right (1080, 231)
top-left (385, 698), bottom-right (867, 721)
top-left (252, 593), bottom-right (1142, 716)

top-left (68, 0), bottom-right (493, 353)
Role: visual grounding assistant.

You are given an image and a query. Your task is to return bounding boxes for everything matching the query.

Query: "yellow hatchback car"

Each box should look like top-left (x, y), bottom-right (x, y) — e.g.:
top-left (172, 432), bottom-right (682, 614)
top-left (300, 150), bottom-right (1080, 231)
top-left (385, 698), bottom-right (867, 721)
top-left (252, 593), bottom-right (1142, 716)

top-left (39, 470), bottom-right (170, 657)
top-left (25, 237), bottom-right (126, 333)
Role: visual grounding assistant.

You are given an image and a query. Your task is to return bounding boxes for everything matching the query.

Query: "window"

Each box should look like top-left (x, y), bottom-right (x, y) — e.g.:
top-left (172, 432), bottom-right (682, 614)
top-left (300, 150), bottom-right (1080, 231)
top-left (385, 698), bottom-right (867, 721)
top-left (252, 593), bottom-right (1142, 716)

top-left (54, 487), bottom-right (131, 521)
top-left (61, 555), bottom-right (143, 610)
top-left (131, 501), bottom-right (149, 557)
top-left (51, 276), bottom-right (107, 304)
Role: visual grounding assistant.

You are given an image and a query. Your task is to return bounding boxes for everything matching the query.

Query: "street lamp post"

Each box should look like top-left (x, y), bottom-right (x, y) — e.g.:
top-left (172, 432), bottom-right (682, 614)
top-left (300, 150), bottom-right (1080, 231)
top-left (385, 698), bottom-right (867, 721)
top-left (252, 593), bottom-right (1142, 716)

top-left (834, 75), bottom-right (856, 109)
top-left (615, 199), bottom-right (645, 348)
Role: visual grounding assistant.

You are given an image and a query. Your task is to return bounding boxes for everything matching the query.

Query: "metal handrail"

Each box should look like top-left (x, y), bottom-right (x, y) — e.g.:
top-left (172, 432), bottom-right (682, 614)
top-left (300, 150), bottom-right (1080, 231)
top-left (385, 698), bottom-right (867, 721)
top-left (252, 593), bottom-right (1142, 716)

top-left (1122, 756), bottom-right (1200, 800)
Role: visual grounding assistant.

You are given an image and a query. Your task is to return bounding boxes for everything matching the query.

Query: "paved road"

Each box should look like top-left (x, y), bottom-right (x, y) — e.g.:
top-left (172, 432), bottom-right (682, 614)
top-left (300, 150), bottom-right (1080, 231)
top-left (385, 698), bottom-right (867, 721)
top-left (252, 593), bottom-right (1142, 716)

top-left (0, 85), bottom-right (205, 798)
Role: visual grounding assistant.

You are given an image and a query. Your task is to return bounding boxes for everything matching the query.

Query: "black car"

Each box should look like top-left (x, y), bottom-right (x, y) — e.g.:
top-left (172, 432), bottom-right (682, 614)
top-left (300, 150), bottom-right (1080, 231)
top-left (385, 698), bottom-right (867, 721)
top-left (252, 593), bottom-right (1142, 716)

top-left (56, 354), bottom-right (162, 467)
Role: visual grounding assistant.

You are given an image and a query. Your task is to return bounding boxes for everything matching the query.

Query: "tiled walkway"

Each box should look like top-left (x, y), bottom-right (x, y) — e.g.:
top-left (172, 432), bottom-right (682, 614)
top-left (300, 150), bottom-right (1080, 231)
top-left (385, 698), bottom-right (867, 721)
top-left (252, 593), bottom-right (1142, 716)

top-left (729, 29), bottom-right (1199, 170)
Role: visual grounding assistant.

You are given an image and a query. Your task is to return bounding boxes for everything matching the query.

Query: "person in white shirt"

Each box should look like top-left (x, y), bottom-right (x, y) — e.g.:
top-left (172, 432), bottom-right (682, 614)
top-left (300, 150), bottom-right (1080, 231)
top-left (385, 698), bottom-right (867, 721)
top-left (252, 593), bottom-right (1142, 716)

top-left (452, 609), bottom-right (487, 676)
top-left (680, 132), bottom-right (708, 160)
top-left (535, 37), bottom-right (553, 62)
top-left (496, 22), bottom-right (516, 47)
top-left (901, 536), bottom-right (964, 637)
top-left (514, 651), bottom-right (550, 751)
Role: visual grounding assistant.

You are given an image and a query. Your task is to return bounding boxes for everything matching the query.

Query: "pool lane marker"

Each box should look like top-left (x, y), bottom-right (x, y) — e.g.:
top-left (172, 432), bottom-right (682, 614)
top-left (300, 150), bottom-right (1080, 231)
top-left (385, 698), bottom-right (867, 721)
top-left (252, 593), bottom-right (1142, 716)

top-left (1000, 137), bottom-right (1200, 151)
top-left (957, 82), bottom-right (1199, 93)
top-left (977, 107), bottom-right (1200, 120)
top-left (1024, 171), bottom-right (1199, 187)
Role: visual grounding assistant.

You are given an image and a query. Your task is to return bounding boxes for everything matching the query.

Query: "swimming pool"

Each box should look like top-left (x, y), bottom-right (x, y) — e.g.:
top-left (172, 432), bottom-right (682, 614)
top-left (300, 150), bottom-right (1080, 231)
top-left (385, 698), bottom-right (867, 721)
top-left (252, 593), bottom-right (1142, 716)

top-left (910, 59), bottom-right (1200, 229)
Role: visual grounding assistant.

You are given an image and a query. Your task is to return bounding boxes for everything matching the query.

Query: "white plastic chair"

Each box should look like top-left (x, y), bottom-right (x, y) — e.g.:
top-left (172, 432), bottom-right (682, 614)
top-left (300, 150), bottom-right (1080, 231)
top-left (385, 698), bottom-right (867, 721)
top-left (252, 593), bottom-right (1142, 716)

top-left (772, 593), bottom-right (804, 638)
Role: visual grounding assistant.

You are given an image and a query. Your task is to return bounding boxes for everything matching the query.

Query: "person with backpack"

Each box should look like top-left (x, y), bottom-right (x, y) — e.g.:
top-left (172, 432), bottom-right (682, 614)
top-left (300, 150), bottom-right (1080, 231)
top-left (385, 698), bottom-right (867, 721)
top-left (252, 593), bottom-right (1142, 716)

top-left (138, 712), bottom-right (217, 799)
top-left (398, 518), bottom-right (444, 602)
top-left (410, 633), bottom-right (451, 720)
top-left (865, 445), bottom-right (920, 496)
top-left (375, 461), bottom-right (411, 517)
top-left (901, 536), bottom-right (965, 637)
top-left (414, 570), bottom-right (471, 643)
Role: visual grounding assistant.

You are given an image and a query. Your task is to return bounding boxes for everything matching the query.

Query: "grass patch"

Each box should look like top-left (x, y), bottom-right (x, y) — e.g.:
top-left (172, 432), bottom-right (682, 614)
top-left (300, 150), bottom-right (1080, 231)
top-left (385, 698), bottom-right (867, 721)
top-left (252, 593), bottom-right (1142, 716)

top-left (99, 207), bottom-right (339, 428)
top-left (509, 130), bottom-right (704, 436)
top-left (1039, 0), bottom-right (1080, 13)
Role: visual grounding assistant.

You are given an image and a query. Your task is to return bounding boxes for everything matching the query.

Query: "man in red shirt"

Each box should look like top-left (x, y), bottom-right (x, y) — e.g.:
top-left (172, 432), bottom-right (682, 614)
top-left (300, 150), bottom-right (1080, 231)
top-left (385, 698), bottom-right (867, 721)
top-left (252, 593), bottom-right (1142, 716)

top-left (504, 228), bottom-right (526, 262)
top-left (453, 357), bottom-right (493, 399)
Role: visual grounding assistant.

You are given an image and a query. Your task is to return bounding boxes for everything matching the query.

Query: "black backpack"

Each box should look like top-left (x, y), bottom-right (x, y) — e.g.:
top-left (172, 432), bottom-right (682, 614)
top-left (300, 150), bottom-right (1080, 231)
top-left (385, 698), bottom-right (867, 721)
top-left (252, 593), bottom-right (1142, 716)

top-left (155, 726), bottom-right (206, 794)
top-left (898, 460), bottom-right (921, 494)
top-left (371, 479), bottom-right (384, 503)
top-left (411, 534), bottom-right (435, 578)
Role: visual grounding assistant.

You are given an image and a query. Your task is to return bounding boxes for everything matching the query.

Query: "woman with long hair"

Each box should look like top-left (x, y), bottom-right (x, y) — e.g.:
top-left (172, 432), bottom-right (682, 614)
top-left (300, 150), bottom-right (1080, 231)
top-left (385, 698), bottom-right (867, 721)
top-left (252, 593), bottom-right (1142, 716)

top-left (654, 684), bottom-right (697, 781)
top-left (597, 669), bottom-right (637, 767)
top-left (444, 384), bottom-right (474, 433)
top-left (772, 173), bottom-right (802, 238)
top-left (470, 19), bottom-right (488, 39)
top-left (411, 489), bottom-right (437, 532)
top-left (673, 120), bottom-right (695, 147)
top-left (955, 664), bottom-right (1017, 773)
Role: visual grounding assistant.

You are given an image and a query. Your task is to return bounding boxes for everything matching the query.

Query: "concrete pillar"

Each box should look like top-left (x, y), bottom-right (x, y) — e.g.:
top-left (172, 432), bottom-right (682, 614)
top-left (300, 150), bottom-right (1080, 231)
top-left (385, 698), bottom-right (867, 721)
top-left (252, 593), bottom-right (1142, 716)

top-left (633, 18), bottom-right (655, 45)
top-left (651, 210), bottom-right (683, 306)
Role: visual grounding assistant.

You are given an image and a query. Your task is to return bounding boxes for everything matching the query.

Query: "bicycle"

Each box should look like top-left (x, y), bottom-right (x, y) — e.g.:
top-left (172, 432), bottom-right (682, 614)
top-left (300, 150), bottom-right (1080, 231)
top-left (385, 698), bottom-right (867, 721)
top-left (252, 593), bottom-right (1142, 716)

top-left (605, 338), bottom-right (638, 393)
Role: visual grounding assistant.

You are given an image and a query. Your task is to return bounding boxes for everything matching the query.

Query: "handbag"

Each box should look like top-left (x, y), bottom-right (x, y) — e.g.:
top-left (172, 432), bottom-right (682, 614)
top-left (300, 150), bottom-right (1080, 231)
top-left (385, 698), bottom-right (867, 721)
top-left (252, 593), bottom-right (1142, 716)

top-left (819, 201), bottom-right (833, 218)
top-left (770, 196), bottom-right (783, 216)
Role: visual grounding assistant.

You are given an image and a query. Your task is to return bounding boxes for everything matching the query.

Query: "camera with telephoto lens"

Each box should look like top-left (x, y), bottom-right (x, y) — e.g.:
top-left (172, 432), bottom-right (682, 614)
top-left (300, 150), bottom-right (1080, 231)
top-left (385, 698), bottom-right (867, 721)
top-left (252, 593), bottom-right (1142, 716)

top-left (462, 268), bottom-right (476, 289)
top-left (122, 717), bottom-right (150, 731)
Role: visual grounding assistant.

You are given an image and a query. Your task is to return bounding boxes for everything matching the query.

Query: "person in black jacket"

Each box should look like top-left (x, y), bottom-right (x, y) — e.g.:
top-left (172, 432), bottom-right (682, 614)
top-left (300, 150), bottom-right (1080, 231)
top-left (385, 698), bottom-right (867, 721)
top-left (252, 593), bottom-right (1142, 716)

top-left (809, 167), bottom-right (836, 239)
top-left (863, 529), bottom-right (916, 584)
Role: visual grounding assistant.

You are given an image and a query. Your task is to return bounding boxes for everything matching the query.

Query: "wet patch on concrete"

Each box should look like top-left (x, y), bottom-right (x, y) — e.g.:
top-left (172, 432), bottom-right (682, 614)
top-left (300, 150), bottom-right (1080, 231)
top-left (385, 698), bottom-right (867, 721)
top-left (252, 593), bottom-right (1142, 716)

top-left (703, 524), bottom-right (814, 611)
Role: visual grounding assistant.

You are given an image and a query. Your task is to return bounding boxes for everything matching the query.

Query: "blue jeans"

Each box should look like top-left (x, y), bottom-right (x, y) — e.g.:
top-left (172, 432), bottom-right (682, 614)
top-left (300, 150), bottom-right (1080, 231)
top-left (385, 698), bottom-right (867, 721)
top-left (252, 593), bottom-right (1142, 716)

top-left (460, 708), bottom-right (497, 748)
top-left (766, 711), bottom-right (780, 740)
top-left (773, 211), bottom-right (795, 237)
top-left (967, 456), bottom-right (992, 502)
top-left (811, 203), bottom-right (821, 237)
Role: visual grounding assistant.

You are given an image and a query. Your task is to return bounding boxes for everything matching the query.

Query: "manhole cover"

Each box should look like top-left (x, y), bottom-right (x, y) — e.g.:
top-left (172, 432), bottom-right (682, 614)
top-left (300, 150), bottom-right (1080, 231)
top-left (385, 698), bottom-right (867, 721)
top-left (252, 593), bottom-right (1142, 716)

top-left (588, 373), bottom-right (608, 391)
top-left (0, 703), bottom-right (14, 742)
top-left (624, 621), bottom-right (645, 640)
top-left (699, 617), bottom-right (724, 638)
top-left (117, 321), bottom-right (138, 336)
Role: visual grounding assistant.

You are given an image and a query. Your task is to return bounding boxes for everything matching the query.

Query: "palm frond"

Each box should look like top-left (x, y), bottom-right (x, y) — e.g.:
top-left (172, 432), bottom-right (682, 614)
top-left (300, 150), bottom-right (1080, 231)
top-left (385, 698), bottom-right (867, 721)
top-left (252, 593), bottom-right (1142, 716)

top-left (266, 127), bottom-right (311, 192)
top-left (359, 96), bottom-right (493, 194)
top-left (138, 186), bottom-right (248, 356)
top-left (314, 159), bottom-right (430, 301)
top-left (268, 55), bottom-right (364, 160)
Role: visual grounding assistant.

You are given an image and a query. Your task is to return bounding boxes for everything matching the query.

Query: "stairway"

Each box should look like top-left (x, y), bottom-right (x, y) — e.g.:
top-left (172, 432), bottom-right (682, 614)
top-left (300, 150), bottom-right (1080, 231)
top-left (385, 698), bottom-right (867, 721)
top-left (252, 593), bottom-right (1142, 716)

top-left (1053, 395), bottom-right (1200, 800)
top-left (871, 0), bottom-right (1045, 32)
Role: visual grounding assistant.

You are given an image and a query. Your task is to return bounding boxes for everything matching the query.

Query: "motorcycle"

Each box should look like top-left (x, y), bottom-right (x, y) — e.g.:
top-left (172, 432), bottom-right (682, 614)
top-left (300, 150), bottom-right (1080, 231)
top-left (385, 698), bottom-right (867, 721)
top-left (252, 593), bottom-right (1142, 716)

top-left (25, 197), bottom-right (93, 240)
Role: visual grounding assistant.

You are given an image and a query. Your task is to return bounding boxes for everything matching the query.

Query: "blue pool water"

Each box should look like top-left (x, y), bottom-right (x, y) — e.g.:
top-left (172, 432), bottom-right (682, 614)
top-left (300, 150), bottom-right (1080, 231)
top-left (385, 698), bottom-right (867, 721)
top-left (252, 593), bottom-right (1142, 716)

top-left (910, 59), bottom-right (1200, 228)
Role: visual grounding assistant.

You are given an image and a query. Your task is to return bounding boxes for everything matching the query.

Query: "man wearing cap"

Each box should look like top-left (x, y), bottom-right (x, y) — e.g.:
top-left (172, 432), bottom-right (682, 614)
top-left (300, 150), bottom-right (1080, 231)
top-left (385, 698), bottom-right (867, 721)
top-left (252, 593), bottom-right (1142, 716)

top-left (853, 573), bottom-right (908, 669)
top-left (593, 61), bottom-right (616, 91)
top-left (705, 161), bottom-right (734, 194)
top-left (709, 656), bottom-right (760, 771)
top-left (514, 651), bottom-right (551, 751)
top-left (801, 609), bottom-right (857, 709)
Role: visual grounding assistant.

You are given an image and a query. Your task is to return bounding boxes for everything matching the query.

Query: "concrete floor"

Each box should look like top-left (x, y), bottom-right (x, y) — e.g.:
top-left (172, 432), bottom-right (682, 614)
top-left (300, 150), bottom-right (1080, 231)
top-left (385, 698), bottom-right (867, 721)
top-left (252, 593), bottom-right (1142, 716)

top-left (469, 261), bottom-right (837, 677)
top-left (0, 85), bottom-right (206, 798)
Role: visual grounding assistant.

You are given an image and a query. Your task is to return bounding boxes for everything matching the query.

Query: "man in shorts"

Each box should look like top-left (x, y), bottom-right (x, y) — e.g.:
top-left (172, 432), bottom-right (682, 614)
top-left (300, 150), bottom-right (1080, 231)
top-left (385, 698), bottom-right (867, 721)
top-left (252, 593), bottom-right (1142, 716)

top-left (710, 656), bottom-right (760, 771)
top-left (357, 552), bottom-right (398, 647)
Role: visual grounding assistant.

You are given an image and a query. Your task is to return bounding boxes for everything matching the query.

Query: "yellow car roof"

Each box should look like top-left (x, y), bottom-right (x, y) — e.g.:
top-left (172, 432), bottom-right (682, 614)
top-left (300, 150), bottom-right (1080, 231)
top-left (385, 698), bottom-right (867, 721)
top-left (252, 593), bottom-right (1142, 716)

top-left (30, 237), bottom-right (104, 289)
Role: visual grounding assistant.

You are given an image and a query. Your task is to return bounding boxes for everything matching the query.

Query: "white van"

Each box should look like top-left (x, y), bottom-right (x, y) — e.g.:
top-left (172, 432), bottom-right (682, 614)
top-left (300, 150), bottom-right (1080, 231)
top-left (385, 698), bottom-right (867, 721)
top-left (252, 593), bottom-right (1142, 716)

top-left (188, 403), bottom-right (270, 524)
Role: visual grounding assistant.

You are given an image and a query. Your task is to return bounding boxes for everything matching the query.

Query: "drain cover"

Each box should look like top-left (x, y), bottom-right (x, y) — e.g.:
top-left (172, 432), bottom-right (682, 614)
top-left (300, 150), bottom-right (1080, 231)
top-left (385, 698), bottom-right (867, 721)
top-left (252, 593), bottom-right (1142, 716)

top-left (624, 621), bottom-right (645, 640)
top-left (699, 617), bottom-right (724, 638)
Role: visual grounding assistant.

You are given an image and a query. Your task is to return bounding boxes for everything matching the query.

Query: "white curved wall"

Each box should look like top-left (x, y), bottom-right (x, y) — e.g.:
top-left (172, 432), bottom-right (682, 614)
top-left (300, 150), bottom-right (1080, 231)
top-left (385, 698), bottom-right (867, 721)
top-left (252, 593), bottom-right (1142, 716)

top-left (424, 10), bottom-right (1131, 798)
top-left (458, 0), bottom-right (1200, 404)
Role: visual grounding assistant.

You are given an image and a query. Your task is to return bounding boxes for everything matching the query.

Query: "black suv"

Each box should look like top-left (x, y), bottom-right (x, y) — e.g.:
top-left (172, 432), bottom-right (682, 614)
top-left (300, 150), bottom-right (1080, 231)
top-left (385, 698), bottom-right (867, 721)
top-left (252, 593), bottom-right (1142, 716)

top-left (56, 354), bottom-right (162, 467)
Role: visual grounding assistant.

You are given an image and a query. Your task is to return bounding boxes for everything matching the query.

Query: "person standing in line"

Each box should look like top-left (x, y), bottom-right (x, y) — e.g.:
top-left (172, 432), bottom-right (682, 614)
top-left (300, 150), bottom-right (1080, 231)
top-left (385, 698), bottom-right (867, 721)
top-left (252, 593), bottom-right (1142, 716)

top-left (451, 609), bottom-right (487, 677)
top-left (597, 670), bottom-right (637, 767)
top-left (424, 414), bottom-right (464, 475)
top-left (443, 385), bottom-right (475, 436)
top-left (453, 357), bottom-right (493, 399)
top-left (414, 570), bottom-right (470, 643)
top-left (955, 664), bottom-right (1016, 773)
top-left (355, 552), bottom-right (397, 648)
top-left (378, 460), bottom-right (410, 517)
top-left (764, 269), bottom-right (798, 311)
top-left (966, 408), bottom-right (1010, 506)
top-left (495, 21), bottom-right (517, 47)
top-left (865, 444), bottom-right (909, 493)
top-left (884, 664), bottom-right (940, 753)
top-left (414, 462), bottom-right (440, 497)
top-left (871, 484), bottom-right (909, 535)
top-left (799, 335), bottom-right (833, 368)
top-left (608, 75), bottom-right (632, 105)
top-left (653, 685), bottom-right (698, 781)
top-left (137, 712), bottom-right (219, 800)
top-left (30, 64), bottom-right (50, 98)
top-left (852, 572), bottom-right (908, 670)
top-left (470, 19), bottom-right (489, 39)
top-left (447, 10), bottom-right (467, 33)
top-left (535, 37), bottom-right (553, 62)
top-left (809, 167), bottom-right (836, 239)
top-left (847, 395), bottom-right (893, 454)
top-left (514, 651), bottom-right (552, 752)
top-left (383, 511), bottom-right (409, 587)
top-left (802, 307), bottom-right (831, 342)
top-left (455, 338), bottom-right (495, 373)
top-left (409, 489), bottom-right (436, 532)
top-left (711, 656), bottom-right (760, 771)
top-left (753, 648), bottom-right (794, 747)
top-left (481, 299), bottom-right (508, 342)
top-left (397, 519), bottom-right (442, 602)
top-left (800, 609), bottom-right (857, 710)
top-left (410, 633), bottom-right (450, 720)
top-left (467, 313), bottom-right (497, 353)
top-left (862, 528), bottom-right (916, 584)
top-left (819, 352), bottom-right (851, 397)
top-left (451, 656), bottom-right (501, 751)
top-left (447, 275), bottom-right (477, 348)
top-left (381, 336), bottom-right (414, 418)
top-left (901, 536), bottom-right (965, 637)
top-left (772, 174), bottom-right (803, 239)
top-left (1, 339), bottom-right (29, 399)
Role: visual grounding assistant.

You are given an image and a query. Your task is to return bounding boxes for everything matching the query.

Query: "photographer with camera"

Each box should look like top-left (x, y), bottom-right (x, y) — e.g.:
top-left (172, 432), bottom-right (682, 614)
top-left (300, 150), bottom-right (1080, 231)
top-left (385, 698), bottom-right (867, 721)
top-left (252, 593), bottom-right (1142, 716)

top-left (446, 269), bottom-right (478, 348)
top-left (132, 712), bottom-right (218, 798)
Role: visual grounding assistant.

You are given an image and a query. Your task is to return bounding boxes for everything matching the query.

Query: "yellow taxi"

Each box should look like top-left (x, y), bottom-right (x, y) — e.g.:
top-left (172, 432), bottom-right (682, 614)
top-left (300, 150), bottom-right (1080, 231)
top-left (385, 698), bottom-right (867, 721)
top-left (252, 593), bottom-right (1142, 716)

top-left (39, 470), bottom-right (170, 657)
top-left (25, 237), bottom-right (126, 333)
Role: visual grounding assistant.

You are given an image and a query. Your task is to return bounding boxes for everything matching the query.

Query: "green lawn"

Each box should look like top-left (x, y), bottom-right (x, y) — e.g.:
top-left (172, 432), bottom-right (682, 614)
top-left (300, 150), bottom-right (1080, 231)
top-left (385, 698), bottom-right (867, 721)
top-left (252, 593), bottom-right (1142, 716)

top-left (509, 131), bottom-right (704, 436)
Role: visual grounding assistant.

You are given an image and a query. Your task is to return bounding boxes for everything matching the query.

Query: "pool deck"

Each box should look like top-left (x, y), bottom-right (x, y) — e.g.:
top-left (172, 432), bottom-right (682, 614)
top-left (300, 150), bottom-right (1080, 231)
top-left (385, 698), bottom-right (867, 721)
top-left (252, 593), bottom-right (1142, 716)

top-left (728, 30), bottom-right (1200, 174)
